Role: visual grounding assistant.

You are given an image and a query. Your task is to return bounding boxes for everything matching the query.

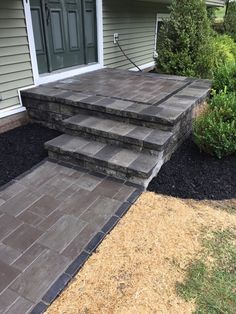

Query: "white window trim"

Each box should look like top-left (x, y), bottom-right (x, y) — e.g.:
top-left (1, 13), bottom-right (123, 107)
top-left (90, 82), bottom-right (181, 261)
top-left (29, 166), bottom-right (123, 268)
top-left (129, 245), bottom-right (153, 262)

top-left (23, 0), bottom-right (104, 86)
top-left (154, 13), bottom-right (170, 57)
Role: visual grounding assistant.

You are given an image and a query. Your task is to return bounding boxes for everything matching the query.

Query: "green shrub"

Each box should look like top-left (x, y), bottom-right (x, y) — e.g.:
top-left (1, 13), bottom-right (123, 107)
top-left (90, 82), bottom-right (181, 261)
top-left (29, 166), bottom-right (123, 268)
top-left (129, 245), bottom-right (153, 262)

top-left (211, 35), bottom-right (236, 69)
top-left (212, 62), bottom-right (236, 93)
top-left (156, 0), bottom-right (213, 79)
top-left (213, 21), bottom-right (225, 34)
top-left (207, 7), bottom-right (217, 25)
top-left (193, 91), bottom-right (236, 158)
top-left (210, 90), bottom-right (236, 115)
top-left (225, 1), bottom-right (236, 42)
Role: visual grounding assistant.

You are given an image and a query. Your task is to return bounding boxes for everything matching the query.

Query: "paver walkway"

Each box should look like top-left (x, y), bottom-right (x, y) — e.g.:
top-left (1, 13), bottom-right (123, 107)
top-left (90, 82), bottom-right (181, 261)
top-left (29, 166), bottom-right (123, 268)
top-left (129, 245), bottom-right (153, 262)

top-left (0, 160), bottom-right (141, 314)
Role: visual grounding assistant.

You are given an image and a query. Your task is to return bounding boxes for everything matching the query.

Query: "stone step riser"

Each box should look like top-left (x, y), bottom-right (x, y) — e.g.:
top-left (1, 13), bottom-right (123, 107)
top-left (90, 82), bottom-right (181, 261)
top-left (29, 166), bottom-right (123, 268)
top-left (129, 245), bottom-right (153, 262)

top-left (27, 104), bottom-right (175, 133)
top-left (23, 95), bottom-right (191, 131)
top-left (48, 150), bottom-right (164, 188)
top-left (62, 117), bottom-right (174, 154)
top-left (46, 144), bottom-right (159, 180)
top-left (63, 128), bottom-right (161, 156)
top-left (46, 127), bottom-right (191, 188)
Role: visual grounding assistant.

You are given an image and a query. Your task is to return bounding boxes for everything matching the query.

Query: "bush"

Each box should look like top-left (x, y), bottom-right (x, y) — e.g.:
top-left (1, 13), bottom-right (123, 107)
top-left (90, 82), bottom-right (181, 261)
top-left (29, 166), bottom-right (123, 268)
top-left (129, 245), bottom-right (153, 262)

top-left (211, 35), bottom-right (236, 69)
top-left (212, 62), bottom-right (236, 93)
top-left (207, 7), bottom-right (217, 25)
top-left (225, 1), bottom-right (236, 41)
top-left (156, 0), bottom-right (213, 78)
top-left (210, 90), bottom-right (236, 116)
top-left (193, 91), bottom-right (236, 158)
top-left (213, 21), bottom-right (225, 35)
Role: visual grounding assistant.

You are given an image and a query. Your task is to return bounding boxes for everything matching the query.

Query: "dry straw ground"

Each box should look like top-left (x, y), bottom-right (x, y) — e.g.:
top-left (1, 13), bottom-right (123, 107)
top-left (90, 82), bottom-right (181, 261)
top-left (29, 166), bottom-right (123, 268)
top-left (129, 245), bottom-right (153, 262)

top-left (46, 192), bottom-right (236, 314)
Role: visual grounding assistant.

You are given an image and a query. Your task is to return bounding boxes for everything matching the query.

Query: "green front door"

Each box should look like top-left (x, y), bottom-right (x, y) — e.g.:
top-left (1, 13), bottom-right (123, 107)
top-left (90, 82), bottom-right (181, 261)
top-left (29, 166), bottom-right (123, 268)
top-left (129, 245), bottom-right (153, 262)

top-left (30, 0), bottom-right (97, 74)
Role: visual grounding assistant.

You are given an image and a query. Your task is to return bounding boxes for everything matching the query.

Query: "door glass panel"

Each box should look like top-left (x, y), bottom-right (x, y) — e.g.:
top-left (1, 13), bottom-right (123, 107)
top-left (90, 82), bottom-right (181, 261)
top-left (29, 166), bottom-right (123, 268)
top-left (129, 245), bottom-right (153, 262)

top-left (51, 10), bottom-right (64, 51)
top-left (31, 9), bottom-right (44, 53)
top-left (68, 11), bottom-right (79, 49)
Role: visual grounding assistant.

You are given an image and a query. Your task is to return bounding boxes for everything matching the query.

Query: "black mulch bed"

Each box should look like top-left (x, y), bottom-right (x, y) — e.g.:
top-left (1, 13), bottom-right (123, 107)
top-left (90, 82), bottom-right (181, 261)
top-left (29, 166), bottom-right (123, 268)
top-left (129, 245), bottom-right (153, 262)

top-left (0, 123), bottom-right (61, 187)
top-left (148, 138), bottom-right (236, 200)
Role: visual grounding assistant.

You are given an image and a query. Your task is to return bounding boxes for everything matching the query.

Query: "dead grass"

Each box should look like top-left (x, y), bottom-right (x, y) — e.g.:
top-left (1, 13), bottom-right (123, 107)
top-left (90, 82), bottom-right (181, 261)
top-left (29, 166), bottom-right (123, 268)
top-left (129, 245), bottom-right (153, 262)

top-left (46, 193), bottom-right (236, 314)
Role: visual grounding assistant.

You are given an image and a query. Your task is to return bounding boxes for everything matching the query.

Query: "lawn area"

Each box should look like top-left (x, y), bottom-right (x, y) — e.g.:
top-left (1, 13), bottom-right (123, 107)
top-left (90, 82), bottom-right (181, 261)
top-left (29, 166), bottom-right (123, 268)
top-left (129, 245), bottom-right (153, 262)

top-left (178, 229), bottom-right (236, 313)
top-left (46, 193), bottom-right (236, 314)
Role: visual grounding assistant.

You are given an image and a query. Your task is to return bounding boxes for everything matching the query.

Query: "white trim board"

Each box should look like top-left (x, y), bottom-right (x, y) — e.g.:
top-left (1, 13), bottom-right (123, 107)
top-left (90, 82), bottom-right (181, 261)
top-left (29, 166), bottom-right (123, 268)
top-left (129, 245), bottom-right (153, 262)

top-left (129, 61), bottom-right (155, 72)
top-left (0, 106), bottom-right (26, 120)
top-left (154, 13), bottom-right (170, 57)
top-left (23, 0), bottom-right (39, 85)
top-left (23, 0), bottom-right (104, 86)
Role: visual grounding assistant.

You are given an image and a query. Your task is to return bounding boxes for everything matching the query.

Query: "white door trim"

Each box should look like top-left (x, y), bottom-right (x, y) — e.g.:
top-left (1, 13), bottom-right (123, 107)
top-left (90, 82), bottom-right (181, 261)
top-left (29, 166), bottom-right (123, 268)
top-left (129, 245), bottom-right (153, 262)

top-left (23, 0), bottom-right (39, 85)
top-left (23, 0), bottom-right (104, 86)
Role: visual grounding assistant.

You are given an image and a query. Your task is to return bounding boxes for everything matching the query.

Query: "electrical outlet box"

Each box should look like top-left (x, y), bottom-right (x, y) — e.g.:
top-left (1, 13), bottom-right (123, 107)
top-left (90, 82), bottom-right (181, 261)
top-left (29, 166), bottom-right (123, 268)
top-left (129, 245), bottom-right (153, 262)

top-left (113, 33), bottom-right (119, 44)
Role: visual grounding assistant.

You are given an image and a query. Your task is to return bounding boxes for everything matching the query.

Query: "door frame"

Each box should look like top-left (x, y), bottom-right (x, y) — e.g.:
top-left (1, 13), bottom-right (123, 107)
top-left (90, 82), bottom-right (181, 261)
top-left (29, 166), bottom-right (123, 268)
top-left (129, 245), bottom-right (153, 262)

top-left (23, 0), bottom-right (104, 86)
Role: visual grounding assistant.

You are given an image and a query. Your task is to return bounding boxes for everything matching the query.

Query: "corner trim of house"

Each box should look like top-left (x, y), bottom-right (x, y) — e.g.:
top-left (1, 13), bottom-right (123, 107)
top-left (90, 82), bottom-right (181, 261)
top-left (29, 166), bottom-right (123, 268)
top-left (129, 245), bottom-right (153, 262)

top-left (23, 0), bottom-right (104, 86)
top-left (129, 61), bottom-right (155, 72)
top-left (97, 0), bottom-right (104, 68)
top-left (0, 106), bottom-right (26, 120)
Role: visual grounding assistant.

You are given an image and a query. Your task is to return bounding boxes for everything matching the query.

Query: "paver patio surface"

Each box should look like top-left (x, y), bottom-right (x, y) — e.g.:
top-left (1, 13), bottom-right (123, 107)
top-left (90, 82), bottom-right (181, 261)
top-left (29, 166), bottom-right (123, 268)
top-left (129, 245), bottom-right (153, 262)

top-left (0, 160), bottom-right (141, 313)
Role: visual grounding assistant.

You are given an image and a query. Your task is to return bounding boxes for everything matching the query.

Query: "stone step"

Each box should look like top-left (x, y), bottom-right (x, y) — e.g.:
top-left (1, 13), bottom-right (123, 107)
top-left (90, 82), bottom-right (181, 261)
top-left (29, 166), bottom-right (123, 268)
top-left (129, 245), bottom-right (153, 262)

top-left (45, 134), bottom-right (163, 186)
top-left (62, 114), bottom-right (174, 153)
top-left (22, 78), bottom-right (211, 129)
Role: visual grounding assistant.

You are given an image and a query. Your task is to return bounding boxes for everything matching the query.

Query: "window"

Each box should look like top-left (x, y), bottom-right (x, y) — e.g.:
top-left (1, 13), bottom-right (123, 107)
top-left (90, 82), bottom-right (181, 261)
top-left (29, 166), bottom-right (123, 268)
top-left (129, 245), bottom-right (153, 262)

top-left (154, 14), bottom-right (170, 58)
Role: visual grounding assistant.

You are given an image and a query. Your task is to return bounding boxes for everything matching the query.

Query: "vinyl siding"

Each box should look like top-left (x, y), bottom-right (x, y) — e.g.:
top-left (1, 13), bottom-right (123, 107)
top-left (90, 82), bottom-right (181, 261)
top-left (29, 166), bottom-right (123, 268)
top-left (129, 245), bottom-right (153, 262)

top-left (139, 0), bottom-right (224, 6)
top-left (0, 0), bottom-right (33, 111)
top-left (206, 0), bottom-right (225, 6)
top-left (103, 0), bottom-right (169, 69)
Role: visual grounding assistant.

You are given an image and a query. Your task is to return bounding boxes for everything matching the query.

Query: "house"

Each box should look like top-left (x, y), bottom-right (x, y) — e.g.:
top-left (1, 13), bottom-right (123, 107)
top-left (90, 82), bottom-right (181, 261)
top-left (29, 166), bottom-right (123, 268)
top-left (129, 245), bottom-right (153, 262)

top-left (0, 0), bottom-right (224, 130)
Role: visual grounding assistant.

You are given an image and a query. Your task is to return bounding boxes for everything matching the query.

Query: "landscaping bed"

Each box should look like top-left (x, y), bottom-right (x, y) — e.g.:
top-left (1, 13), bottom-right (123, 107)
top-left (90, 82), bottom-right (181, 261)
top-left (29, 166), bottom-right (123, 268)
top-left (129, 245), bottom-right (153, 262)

top-left (0, 123), bottom-right (61, 187)
top-left (148, 137), bottom-right (236, 200)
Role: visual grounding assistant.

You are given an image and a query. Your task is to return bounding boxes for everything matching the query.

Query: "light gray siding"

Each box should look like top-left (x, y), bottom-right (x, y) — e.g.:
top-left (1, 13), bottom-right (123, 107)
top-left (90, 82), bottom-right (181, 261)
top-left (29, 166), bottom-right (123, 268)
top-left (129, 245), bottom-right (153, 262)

top-left (0, 0), bottom-right (33, 111)
top-left (103, 0), bottom-right (169, 69)
top-left (206, 0), bottom-right (225, 6)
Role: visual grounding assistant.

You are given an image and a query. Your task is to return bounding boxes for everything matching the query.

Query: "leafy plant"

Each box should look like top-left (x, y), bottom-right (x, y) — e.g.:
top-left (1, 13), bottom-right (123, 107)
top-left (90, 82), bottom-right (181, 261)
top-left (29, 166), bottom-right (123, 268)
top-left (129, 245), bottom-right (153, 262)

top-left (207, 7), bottom-right (217, 25)
top-left (193, 91), bottom-right (236, 158)
top-left (210, 90), bottom-right (236, 117)
top-left (156, 0), bottom-right (213, 79)
top-left (212, 62), bottom-right (236, 93)
top-left (211, 35), bottom-right (236, 69)
top-left (213, 21), bottom-right (225, 35)
top-left (225, 1), bottom-right (236, 42)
